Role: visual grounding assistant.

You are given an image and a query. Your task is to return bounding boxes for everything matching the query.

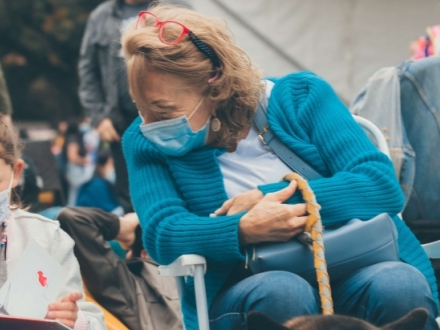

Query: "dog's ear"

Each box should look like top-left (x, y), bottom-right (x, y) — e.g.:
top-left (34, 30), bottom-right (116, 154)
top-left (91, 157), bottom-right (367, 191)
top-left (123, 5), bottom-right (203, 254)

top-left (246, 311), bottom-right (289, 330)
top-left (381, 308), bottom-right (428, 330)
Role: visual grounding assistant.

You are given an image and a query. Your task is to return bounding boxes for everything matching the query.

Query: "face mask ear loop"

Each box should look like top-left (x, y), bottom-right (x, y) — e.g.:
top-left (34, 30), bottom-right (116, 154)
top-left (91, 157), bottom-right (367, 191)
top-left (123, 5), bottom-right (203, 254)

top-left (138, 111), bottom-right (146, 125)
top-left (188, 96), bottom-right (206, 120)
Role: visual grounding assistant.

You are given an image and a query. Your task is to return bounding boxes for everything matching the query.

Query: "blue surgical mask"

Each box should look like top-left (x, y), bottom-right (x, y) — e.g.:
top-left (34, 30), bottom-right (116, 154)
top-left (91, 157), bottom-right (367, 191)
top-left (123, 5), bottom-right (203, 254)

top-left (105, 170), bottom-right (116, 184)
top-left (140, 97), bottom-right (210, 157)
top-left (79, 122), bottom-right (91, 134)
top-left (0, 175), bottom-right (14, 225)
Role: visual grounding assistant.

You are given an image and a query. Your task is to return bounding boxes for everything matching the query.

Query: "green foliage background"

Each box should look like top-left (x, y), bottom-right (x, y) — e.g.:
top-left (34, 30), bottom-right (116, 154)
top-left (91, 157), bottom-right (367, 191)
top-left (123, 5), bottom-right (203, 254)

top-left (0, 0), bottom-right (106, 125)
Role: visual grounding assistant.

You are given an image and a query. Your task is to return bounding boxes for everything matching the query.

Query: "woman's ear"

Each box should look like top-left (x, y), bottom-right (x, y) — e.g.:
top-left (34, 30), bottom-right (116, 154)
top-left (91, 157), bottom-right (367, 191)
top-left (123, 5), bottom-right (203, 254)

top-left (12, 159), bottom-right (24, 189)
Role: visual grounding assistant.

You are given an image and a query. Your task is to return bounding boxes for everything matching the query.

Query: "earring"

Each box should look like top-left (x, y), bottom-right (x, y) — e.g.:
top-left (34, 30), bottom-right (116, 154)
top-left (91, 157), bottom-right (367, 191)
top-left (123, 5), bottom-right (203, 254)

top-left (211, 117), bottom-right (221, 132)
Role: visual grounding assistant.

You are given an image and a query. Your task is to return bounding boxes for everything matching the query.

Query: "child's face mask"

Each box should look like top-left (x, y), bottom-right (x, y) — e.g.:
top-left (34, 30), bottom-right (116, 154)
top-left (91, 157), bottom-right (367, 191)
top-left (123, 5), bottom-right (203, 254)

top-left (0, 174), bottom-right (14, 225)
top-left (105, 169), bottom-right (116, 184)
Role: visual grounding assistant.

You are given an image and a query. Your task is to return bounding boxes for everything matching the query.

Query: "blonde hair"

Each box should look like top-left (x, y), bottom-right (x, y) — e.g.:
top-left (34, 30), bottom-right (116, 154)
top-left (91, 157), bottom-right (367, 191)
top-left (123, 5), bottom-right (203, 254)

top-left (122, 4), bottom-right (263, 146)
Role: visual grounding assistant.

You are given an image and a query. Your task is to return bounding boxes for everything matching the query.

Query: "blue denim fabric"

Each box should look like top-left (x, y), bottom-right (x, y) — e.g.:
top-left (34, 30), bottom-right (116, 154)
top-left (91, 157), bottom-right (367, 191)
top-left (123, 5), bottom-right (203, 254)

top-left (209, 263), bottom-right (438, 330)
top-left (350, 56), bottom-right (440, 221)
top-left (350, 67), bottom-right (416, 206)
top-left (209, 271), bottom-right (319, 329)
top-left (399, 57), bottom-right (440, 221)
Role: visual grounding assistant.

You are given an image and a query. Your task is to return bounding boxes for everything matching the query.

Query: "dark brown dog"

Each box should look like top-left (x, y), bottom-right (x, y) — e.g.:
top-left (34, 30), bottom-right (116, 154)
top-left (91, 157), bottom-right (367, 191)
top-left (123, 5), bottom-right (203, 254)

top-left (246, 308), bottom-right (429, 330)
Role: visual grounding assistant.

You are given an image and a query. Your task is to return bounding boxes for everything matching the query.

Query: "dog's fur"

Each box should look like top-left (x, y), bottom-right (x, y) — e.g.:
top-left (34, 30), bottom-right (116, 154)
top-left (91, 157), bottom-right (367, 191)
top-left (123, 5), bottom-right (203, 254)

top-left (246, 308), bottom-right (429, 330)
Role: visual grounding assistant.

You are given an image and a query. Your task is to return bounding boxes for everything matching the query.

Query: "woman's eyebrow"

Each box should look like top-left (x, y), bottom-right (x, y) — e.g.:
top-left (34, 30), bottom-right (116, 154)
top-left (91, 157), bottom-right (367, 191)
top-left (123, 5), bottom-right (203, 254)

top-left (151, 99), bottom-right (176, 108)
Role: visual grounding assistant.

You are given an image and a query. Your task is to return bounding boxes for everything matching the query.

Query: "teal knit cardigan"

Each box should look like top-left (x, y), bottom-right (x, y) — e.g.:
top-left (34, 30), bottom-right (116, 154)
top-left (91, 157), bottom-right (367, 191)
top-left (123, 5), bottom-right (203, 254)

top-left (122, 72), bottom-right (438, 330)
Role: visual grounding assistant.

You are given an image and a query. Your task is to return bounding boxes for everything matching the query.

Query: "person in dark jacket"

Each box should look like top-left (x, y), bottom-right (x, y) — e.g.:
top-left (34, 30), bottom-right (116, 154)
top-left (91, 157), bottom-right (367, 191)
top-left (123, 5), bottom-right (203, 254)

top-left (0, 64), bottom-right (13, 126)
top-left (78, 0), bottom-right (189, 213)
top-left (57, 207), bottom-right (182, 330)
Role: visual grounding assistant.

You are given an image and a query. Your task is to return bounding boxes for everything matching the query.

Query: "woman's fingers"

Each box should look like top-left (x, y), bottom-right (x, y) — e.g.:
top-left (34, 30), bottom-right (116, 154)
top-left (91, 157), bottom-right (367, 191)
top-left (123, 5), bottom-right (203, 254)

top-left (286, 215), bottom-right (308, 233)
top-left (220, 181), bottom-right (298, 217)
top-left (49, 301), bottom-right (77, 311)
top-left (46, 292), bottom-right (81, 327)
top-left (289, 203), bottom-right (307, 217)
top-left (214, 198), bottom-right (234, 215)
top-left (61, 292), bottom-right (83, 302)
top-left (239, 202), bottom-right (309, 244)
top-left (46, 303), bottom-right (78, 329)
top-left (47, 308), bottom-right (77, 320)
top-left (214, 189), bottom-right (264, 216)
top-left (97, 119), bottom-right (120, 142)
top-left (265, 180), bottom-right (297, 203)
top-left (270, 214), bottom-right (308, 240)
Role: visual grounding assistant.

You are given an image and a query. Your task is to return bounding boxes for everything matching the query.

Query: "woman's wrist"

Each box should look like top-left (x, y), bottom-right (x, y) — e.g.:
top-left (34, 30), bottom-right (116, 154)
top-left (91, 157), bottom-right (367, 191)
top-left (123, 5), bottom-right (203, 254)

top-left (238, 213), bottom-right (253, 246)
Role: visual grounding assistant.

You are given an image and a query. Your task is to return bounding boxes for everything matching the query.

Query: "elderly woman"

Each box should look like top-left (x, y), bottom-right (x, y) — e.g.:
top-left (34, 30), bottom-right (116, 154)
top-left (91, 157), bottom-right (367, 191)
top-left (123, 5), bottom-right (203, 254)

top-left (121, 5), bottom-right (438, 330)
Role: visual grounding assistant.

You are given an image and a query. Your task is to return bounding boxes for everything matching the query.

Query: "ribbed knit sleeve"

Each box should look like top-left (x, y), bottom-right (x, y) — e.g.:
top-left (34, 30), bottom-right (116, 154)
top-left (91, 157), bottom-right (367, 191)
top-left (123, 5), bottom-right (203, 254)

top-left (122, 119), bottom-right (245, 266)
top-left (258, 72), bottom-right (404, 226)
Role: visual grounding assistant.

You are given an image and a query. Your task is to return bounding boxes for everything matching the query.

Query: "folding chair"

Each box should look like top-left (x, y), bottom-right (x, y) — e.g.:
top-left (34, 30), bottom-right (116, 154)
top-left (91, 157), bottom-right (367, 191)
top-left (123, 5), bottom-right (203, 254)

top-left (159, 115), bottom-right (440, 330)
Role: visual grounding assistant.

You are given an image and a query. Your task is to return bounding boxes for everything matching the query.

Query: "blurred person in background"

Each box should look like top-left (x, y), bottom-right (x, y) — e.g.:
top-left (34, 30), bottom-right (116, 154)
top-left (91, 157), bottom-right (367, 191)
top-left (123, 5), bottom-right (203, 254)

top-left (52, 120), bottom-right (68, 156)
top-left (51, 120), bottom-right (69, 206)
top-left (0, 64), bottom-right (13, 127)
top-left (76, 148), bottom-right (123, 215)
top-left (79, 0), bottom-right (190, 214)
top-left (78, 117), bottom-right (100, 183)
top-left (410, 24), bottom-right (440, 59)
top-left (62, 120), bottom-right (89, 206)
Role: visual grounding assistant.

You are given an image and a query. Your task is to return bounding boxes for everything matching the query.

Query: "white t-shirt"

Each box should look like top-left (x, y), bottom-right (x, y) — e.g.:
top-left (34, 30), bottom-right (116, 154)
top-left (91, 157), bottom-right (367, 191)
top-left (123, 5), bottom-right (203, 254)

top-left (218, 81), bottom-right (292, 198)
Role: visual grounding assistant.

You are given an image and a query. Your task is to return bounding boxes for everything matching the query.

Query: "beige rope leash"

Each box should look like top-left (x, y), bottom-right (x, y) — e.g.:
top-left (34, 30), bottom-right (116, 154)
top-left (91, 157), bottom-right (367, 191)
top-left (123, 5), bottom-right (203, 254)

top-left (283, 173), bottom-right (334, 315)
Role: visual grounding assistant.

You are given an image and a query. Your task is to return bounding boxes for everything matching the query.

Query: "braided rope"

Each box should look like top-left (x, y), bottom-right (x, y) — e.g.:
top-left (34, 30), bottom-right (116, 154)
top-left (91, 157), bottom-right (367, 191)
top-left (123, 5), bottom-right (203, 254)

top-left (283, 173), bottom-right (334, 315)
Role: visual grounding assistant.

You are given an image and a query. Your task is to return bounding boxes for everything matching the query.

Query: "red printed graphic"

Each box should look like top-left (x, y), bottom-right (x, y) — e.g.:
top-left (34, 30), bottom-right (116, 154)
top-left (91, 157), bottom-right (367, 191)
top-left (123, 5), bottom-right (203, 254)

top-left (37, 271), bottom-right (47, 287)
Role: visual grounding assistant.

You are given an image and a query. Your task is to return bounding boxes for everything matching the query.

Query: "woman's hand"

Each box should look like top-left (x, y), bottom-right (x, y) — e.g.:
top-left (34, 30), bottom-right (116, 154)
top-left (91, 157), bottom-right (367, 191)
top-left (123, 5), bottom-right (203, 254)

top-left (215, 188), bottom-right (264, 216)
top-left (46, 292), bottom-right (82, 328)
top-left (116, 212), bottom-right (139, 250)
top-left (97, 118), bottom-right (120, 142)
top-left (239, 181), bottom-right (308, 245)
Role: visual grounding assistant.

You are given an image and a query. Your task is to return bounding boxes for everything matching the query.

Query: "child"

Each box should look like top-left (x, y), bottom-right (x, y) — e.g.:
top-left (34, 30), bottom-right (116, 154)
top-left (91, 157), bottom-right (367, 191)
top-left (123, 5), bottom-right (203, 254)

top-left (76, 149), bottom-right (123, 215)
top-left (0, 116), bottom-right (105, 329)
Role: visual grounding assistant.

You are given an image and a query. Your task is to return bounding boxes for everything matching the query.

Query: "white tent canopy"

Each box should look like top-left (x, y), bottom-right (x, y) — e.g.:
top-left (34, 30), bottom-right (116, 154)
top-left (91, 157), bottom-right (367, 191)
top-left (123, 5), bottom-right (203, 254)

top-left (187, 0), bottom-right (440, 103)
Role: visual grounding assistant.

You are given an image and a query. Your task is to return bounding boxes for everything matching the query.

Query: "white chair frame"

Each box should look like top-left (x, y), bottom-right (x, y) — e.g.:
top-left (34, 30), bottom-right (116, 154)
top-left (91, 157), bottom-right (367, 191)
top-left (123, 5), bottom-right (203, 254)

top-left (159, 115), bottom-right (440, 330)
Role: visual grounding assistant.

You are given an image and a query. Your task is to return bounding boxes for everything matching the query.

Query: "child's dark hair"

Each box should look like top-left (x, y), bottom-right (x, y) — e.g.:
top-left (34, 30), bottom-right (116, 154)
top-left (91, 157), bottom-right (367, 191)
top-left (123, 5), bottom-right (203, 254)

top-left (0, 115), bottom-right (22, 207)
top-left (96, 149), bottom-right (111, 168)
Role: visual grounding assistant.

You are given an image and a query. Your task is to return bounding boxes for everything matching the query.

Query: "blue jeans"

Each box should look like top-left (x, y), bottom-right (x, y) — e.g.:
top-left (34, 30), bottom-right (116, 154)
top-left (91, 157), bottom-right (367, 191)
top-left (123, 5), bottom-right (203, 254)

top-left (209, 262), bottom-right (438, 330)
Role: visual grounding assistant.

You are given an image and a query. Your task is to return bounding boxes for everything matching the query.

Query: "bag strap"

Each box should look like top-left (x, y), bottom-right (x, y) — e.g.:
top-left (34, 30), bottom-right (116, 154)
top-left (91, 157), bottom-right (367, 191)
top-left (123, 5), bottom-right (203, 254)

top-left (253, 103), bottom-right (323, 180)
top-left (253, 102), bottom-right (335, 315)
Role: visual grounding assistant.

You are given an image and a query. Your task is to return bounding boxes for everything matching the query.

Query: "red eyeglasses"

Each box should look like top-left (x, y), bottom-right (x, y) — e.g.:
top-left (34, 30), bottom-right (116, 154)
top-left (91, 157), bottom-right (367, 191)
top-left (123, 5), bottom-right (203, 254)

top-left (136, 11), bottom-right (220, 68)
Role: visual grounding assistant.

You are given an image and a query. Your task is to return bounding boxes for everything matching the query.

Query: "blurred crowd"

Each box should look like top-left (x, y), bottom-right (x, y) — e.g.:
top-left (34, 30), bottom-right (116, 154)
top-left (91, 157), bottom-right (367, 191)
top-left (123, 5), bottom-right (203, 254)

top-left (9, 117), bottom-right (122, 219)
